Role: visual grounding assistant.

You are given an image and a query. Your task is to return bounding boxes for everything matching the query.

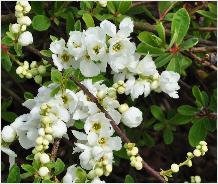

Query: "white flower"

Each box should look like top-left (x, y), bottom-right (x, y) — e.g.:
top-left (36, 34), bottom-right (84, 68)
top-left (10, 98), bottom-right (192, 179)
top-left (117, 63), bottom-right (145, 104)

top-left (11, 23), bottom-right (21, 33)
top-left (91, 177), bottom-right (106, 183)
top-left (1, 146), bottom-right (17, 169)
top-left (50, 38), bottom-right (75, 71)
top-left (67, 31), bottom-right (86, 60)
top-left (122, 107), bottom-right (143, 128)
top-left (1, 125), bottom-right (16, 143)
top-left (159, 71), bottom-right (180, 98)
top-left (51, 120), bottom-right (67, 138)
top-left (63, 165), bottom-right (77, 183)
top-left (18, 31), bottom-right (33, 46)
top-left (84, 113), bottom-right (113, 135)
top-left (136, 54), bottom-right (158, 76)
top-left (100, 20), bottom-right (116, 37)
top-left (125, 76), bottom-right (151, 100)
top-left (17, 16), bottom-right (32, 26)
top-left (118, 17), bottom-right (134, 38)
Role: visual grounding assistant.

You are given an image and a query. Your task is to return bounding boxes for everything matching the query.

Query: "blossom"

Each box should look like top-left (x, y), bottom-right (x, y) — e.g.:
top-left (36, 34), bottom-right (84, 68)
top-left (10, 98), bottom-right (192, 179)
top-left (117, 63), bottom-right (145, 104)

top-left (159, 71), bottom-right (180, 98)
top-left (51, 120), bottom-right (67, 138)
top-left (50, 38), bottom-right (75, 71)
top-left (63, 165), bottom-right (77, 183)
top-left (1, 125), bottom-right (16, 143)
top-left (11, 23), bottom-right (21, 33)
top-left (1, 146), bottom-right (17, 169)
top-left (18, 31), bottom-right (33, 46)
top-left (122, 107), bottom-right (143, 128)
top-left (17, 16), bottom-right (32, 26)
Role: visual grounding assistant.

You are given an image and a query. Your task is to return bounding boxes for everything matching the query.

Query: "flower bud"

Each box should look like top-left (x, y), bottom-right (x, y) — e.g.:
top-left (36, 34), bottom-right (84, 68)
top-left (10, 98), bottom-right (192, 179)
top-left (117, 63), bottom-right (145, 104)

top-left (118, 103), bottom-right (129, 113)
top-left (42, 116), bottom-right (52, 124)
top-left (150, 80), bottom-right (159, 90)
top-left (1, 126), bottom-right (16, 143)
top-left (34, 152), bottom-right (41, 160)
top-left (187, 160), bottom-right (192, 167)
top-left (45, 127), bottom-right (53, 134)
top-left (17, 16), bottom-right (32, 26)
top-left (38, 128), bottom-right (45, 136)
top-left (43, 139), bottom-right (49, 146)
top-left (38, 166), bottom-right (49, 177)
top-left (15, 11), bottom-right (23, 18)
top-left (87, 170), bottom-right (96, 179)
top-left (40, 153), bottom-right (50, 164)
top-left (97, 90), bottom-right (106, 99)
top-left (131, 147), bottom-right (138, 156)
top-left (112, 83), bottom-right (118, 89)
top-left (194, 176), bottom-right (201, 183)
top-left (19, 0), bottom-right (30, 8)
top-left (34, 75), bottom-right (42, 84)
top-left (117, 80), bottom-right (124, 85)
top-left (199, 141), bottom-right (207, 146)
top-left (43, 145), bottom-right (49, 150)
top-left (136, 156), bottom-right (143, 162)
top-left (15, 4), bottom-right (23, 11)
top-left (45, 134), bottom-right (53, 142)
top-left (201, 145), bottom-right (208, 152)
top-left (187, 152), bottom-right (193, 157)
top-left (18, 31), bottom-right (33, 46)
top-left (30, 61), bottom-right (37, 68)
top-left (36, 145), bottom-right (43, 152)
top-left (193, 149), bottom-right (201, 157)
top-left (95, 168), bottom-right (103, 177)
top-left (102, 159), bottom-right (108, 166)
top-left (38, 65), bottom-right (46, 75)
top-left (11, 23), bottom-right (21, 33)
top-left (36, 136), bottom-right (43, 145)
top-left (21, 25), bottom-right (27, 32)
top-left (171, 163), bottom-right (179, 173)
top-left (117, 86), bottom-right (125, 94)
top-left (25, 72), bottom-right (32, 79)
top-left (99, 0), bottom-right (107, 7)
top-left (16, 66), bottom-right (23, 75)
top-left (153, 72), bottom-right (159, 80)
top-left (106, 164), bottom-right (112, 173)
top-left (135, 161), bottom-right (143, 170)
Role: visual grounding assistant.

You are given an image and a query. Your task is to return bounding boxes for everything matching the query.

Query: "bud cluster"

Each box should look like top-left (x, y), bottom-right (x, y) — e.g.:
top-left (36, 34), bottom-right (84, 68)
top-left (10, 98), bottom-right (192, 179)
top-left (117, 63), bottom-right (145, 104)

top-left (190, 175), bottom-right (201, 183)
top-left (124, 143), bottom-right (143, 170)
top-left (16, 60), bottom-right (48, 83)
top-left (112, 80), bottom-right (126, 95)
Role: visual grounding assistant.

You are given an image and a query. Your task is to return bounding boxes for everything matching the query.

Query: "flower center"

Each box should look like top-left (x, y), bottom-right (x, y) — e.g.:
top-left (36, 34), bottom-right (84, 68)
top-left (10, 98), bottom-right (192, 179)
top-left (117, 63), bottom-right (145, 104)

top-left (112, 42), bottom-right (122, 52)
top-left (73, 42), bottom-right (80, 48)
top-left (92, 122), bottom-right (101, 131)
top-left (61, 95), bottom-right (69, 104)
top-left (98, 137), bottom-right (106, 145)
top-left (61, 53), bottom-right (70, 62)
top-left (93, 45), bottom-right (101, 55)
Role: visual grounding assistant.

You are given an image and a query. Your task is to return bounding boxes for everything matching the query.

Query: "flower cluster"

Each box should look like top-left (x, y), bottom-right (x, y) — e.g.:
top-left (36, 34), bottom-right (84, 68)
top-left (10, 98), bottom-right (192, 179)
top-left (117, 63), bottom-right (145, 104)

top-left (12, 0), bottom-right (33, 46)
top-left (16, 60), bottom-right (48, 83)
top-left (160, 141), bottom-right (208, 181)
top-left (50, 18), bottom-right (180, 100)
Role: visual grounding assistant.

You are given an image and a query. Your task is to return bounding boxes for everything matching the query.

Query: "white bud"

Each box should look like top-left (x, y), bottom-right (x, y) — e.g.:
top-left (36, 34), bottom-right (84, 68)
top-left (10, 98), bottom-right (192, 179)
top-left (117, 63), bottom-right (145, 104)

top-left (153, 72), bottom-right (160, 80)
top-left (150, 80), bottom-right (159, 90)
top-left (21, 25), bottom-right (27, 32)
top-left (45, 134), bottom-right (53, 142)
top-left (117, 80), bottom-right (124, 86)
top-left (23, 60), bottom-right (29, 69)
top-left (34, 152), bottom-right (41, 160)
top-left (171, 163), bottom-right (179, 173)
top-left (196, 145), bottom-right (201, 149)
top-left (135, 161), bottom-right (143, 170)
top-left (43, 139), bottom-right (49, 146)
top-left (38, 128), bottom-right (45, 136)
top-left (118, 103), bottom-right (129, 113)
top-left (40, 153), bottom-right (50, 164)
top-left (23, 5), bottom-right (31, 13)
top-left (11, 23), bottom-right (21, 33)
top-left (36, 145), bottom-right (43, 152)
top-left (36, 136), bottom-right (43, 145)
top-left (187, 160), bottom-right (192, 167)
top-left (18, 31), bottom-right (33, 46)
top-left (187, 152), bottom-right (193, 157)
top-left (87, 170), bottom-right (96, 179)
top-left (15, 11), bottom-right (23, 18)
top-left (106, 164), bottom-right (112, 173)
top-left (15, 4), bottom-right (23, 12)
top-left (193, 149), bottom-right (201, 157)
top-left (102, 159), bottom-right (108, 166)
top-left (95, 168), bottom-right (103, 177)
top-left (52, 121), bottom-right (67, 138)
top-left (17, 16), bottom-right (32, 26)
top-left (199, 141), bottom-right (207, 146)
top-left (38, 166), bottom-right (49, 177)
top-left (136, 156), bottom-right (143, 162)
top-left (108, 87), bottom-right (116, 98)
top-left (99, 0), bottom-right (107, 7)
top-left (19, 0), bottom-right (30, 8)
top-left (201, 145), bottom-right (208, 152)
top-left (41, 116), bottom-right (52, 124)
top-left (16, 66), bottom-right (23, 75)
top-left (1, 126), bottom-right (16, 143)
top-left (97, 90), bottom-right (106, 99)
top-left (38, 65), bottom-right (46, 75)
top-left (194, 176), bottom-right (201, 183)
top-left (25, 72), bottom-right (32, 79)
top-left (112, 83), bottom-right (118, 89)
top-left (43, 145), bottom-right (49, 150)
top-left (130, 156), bottom-right (136, 162)
top-left (117, 86), bottom-right (125, 94)
top-left (131, 147), bottom-right (138, 156)
top-left (30, 61), bottom-right (37, 68)
top-left (45, 127), bottom-right (53, 134)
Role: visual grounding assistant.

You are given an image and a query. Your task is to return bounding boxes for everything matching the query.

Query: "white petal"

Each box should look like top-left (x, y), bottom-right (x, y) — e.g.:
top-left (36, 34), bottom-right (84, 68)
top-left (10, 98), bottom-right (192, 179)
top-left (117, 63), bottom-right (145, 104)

top-left (108, 136), bottom-right (122, 151)
top-left (100, 20), bottom-right (116, 37)
top-left (80, 60), bottom-right (100, 77)
top-left (72, 130), bottom-right (87, 140)
top-left (52, 54), bottom-right (63, 71)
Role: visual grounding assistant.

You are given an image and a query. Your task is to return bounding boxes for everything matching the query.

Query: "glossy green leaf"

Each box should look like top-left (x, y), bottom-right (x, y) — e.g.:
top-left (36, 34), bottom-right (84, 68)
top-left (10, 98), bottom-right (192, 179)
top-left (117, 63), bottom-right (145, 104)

top-left (177, 105), bottom-right (198, 116)
top-left (54, 158), bottom-right (65, 176)
top-left (107, 1), bottom-right (116, 14)
top-left (163, 128), bottom-right (174, 144)
top-left (124, 174), bottom-right (134, 183)
top-left (2, 112), bottom-right (17, 123)
top-left (82, 13), bottom-right (95, 28)
top-left (192, 86), bottom-right (205, 107)
top-left (180, 38), bottom-right (199, 50)
top-left (169, 113), bottom-right (192, 125)
top-left (7, 164), bottom-right (21, 183)
top-left (74, 20), bottom-right (81, 31)
top-left (51, 69), bottom-right (62, 83)
top-left (32, 15), bottom-right (51, 31)
top-left (151, 105), bottom-right (165, 121)
top-left (155, 53), bottom-right (173, 68)
top-left (118, 1), bottom-right (132, 14)
top-left (156, 22), bottom-right (166, 44)
top-left (2, 52), bottom-right (12, 72)
top-left (40, 50), bottom-right (52, 57)
top-left (137, 43), bottom-right (165, 56)
top-left (21, 164), bottom-right (36, 174)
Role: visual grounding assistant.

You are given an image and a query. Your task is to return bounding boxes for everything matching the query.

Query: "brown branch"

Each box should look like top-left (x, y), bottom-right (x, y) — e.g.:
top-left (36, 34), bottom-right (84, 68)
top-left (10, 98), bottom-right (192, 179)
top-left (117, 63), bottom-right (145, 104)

top-left (2, 13), bottom-right (16, 24)
top-left (131, 1), bottom-right (148, 8)
top-left (51, 139), bottom-right (61, 161)
top-left (191, 27), bottom-right (217, 32)
top-left (190, 46), bottom-right (217, 53)
top-left (70, 76), bottom-right (165, 183)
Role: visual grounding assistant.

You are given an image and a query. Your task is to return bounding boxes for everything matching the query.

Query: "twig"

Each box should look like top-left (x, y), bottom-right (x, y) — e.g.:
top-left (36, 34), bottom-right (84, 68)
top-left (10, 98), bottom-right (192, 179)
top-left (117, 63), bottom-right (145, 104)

top-left (131, 1), bottom-right (148, 8)
top-left (191, 27), bottom-right (217, 32)
top-left (2, 84), bottom-right (23, 104)
top-left (190, 46), bottom-right (217, 53)
top-left (51, 139), bottom-right (61, 161)
top-left (2, 13), bottom-right (16, 24)
top-left (70, 76), bottom-right (165, 183)
top-left (189, 2), bottom-right (208, 16)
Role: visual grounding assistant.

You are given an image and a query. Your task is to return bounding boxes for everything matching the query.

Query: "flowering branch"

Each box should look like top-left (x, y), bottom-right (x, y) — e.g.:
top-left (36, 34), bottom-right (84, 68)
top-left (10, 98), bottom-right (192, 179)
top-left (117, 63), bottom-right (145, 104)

top-left (70, 76), bottom-right (165, 183)
top-left (50, 139), bottom-right (61, 161)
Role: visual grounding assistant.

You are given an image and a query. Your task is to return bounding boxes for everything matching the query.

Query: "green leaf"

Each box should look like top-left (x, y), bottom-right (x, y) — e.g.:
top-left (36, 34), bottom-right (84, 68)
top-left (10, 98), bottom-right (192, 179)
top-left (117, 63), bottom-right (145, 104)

top-left (151, 105), bottom-right (165, 121)
top-left (143, 133), bottom-right (155, 147)
top-left (24, 92), bottom-right (34, 100)
top-left (14, 43), bottom-right (22, 56)
top-left (158, 1), bottom-right (175, 15)
top-left (26, 154), bottom-right (34, 160)
top-left (153, 122), bottom-right (164, 131)
top-left (169, 113), bottom-right (192, 125)
top-left (107, 1), bottom-right (116, 14)
top-left (2, 112), bottom-right (17, 123)
top-left (21, 164), bottom-right (36, 174)
top-left (50, 35), bottom-right (58, 42)
top-left (75, 167), bottom-right (87, 183)
top-left (7, 164), bottom-right (21, 183)
top-left (34, 177), bottom-right (41, 183)
top-left (178, 105), bottom-right (198, 116)
top-left (54, 158), bottom-right (65, 176)
top-left (118, 1), bottom-right (132, 14)
top-left (192, 86), bottom-right (205, 107)
top-left (206, 119), bottom-right (216, 132)
top-left (114, 147), bottom-right (129, 160)
top-left (196, 10), bottom-right (217, 20)
top-left (124, 174), bottom-right (134, 183)
top-left (2, 52), bottom-right (12, 72)
top-left (188, 118), bottom-right (207, 147)
top-left (163, 128), bottom-right (174, 144)
top-left (1, 98), bottom-right (13, 111)
top-left (74, 20), bottom-right (81, 31)
top-left (171, 8), bottom-right (190, 45)
top-left (31, 2), bottom-right (45, 15)
top-left (137, 43), bottom-right (165, 56)
top-left (51, 69), bottom-right (62, 83)
top-left (155, 53), bottom-right (173, 68)
top-left (2, 36), bottom-right (13, 46)
top-left (32, 160), bottom-right (40, 170)
top-left (42, 179), bottom-right (53, 183)
top-left (65, 12), bottom-right (75, 34)
top-left (156, 22), bottom-right (166, 44)
top-left (168, 30), bottom-right (178, 49)
top-left (95, 14), bottom-right (114, 21)
top-left (65, 80), bottom-right (77, 91)
top-left (74, 120), bottom-right (85, 129)
top-left (180, 38), bottom-right (199, 50)
top-left (32, 15), bottom-right (51, 31)
top-left (82, 13), bottom-right (95, 28)
top-left (63, 68), bottom-right (74, 78)
top-left (40, 50), bottom-right (52, 57)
